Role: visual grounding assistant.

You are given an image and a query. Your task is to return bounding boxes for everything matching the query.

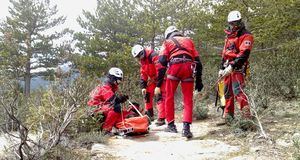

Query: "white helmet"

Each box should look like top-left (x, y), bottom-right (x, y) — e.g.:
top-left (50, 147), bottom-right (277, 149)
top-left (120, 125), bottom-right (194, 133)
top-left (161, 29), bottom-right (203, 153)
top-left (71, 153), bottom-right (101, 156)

top-left (164, 26), bottom-right (178, 39)
top-left (131, 45), bottom-right (144, 58)
top-left (227, 11), bottom-right (242, 22)
top-left (108, 67), bottom-right (123, 79)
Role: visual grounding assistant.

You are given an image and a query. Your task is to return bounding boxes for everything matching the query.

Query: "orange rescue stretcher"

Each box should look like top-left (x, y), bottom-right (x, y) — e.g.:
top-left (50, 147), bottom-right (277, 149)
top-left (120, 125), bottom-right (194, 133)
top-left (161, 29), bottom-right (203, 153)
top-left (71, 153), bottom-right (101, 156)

top-left (115, 100), bottom-right (150, 135)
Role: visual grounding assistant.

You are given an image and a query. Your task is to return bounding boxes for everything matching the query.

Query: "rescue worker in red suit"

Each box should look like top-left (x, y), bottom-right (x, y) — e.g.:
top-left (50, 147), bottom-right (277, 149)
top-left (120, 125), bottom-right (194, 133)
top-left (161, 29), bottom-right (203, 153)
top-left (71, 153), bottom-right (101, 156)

top-left (131, 45), bottom-right (166, 126)
top-left (155, 26), bottom-right (203, 138)
top-left (87, 67), bottom-right (129, 134)
top-left (219, 11), bottom-right (254, 122)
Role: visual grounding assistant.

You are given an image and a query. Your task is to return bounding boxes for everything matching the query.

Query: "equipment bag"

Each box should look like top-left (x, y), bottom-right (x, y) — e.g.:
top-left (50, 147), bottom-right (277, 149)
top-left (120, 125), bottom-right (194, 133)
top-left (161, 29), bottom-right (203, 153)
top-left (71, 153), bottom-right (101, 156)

top-left (115, 100), bottom-right (149, 135)
top-left (115, 115), bottom-right (149, 135)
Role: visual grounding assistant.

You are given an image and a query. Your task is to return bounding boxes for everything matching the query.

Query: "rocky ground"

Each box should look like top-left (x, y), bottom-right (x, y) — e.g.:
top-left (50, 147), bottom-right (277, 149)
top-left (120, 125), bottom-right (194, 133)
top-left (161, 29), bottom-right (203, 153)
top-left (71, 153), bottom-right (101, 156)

top-left (89, 99), bottom-right (300, 160)
top-left (91, 121), bottom-right (239, 160)
top-left (0, 99), bottom-right (299, 160)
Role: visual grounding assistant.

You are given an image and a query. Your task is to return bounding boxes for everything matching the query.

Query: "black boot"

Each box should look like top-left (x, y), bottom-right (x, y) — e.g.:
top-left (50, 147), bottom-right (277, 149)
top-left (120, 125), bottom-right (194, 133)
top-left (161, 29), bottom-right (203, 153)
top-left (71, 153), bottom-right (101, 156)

top-left (164, 121), bottom-right (178, 133)
top-left (145, 108), bottom-right (154, 121)
top-left (155, 118), bottom-right (166, 126)
top-left (182, 122), bottom-right (193, 139)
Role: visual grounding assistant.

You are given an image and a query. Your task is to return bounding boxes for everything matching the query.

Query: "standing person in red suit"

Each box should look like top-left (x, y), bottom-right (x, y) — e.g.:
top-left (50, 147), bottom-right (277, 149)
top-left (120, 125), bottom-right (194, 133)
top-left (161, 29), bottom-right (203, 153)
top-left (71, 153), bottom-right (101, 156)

top-left (155, 26), bottom-right (203, 138)
top-left (87, 67), bottom-right (129, 135)
top-left (219, 11), bottom-right (254, 122)
top-left (131, 45), bottom-right (166, 126)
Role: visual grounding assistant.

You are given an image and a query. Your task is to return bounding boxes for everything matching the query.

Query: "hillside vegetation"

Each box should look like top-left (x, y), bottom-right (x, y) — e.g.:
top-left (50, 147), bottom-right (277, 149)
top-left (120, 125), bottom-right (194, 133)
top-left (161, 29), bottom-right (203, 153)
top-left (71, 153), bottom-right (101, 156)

top-left (0, 0), bottom-right (299, 159)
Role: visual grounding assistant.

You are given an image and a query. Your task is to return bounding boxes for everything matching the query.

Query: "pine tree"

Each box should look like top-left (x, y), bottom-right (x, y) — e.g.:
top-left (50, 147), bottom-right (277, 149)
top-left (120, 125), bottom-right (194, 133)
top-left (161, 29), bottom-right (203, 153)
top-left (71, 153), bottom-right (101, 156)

top-left (76, 0), bottom-right (140, 55)
top-left (0, 0), bottom-right (66, 97)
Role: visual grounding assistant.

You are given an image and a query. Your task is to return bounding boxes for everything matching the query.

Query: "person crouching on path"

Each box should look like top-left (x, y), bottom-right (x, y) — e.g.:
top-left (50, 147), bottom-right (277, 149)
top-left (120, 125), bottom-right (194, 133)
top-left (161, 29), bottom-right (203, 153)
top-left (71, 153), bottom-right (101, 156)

top-left (87, 67), bottom-right (129, 135)
top-left (131, 45), bottom-right (167, 126)
top-left (155, 26), bottom-right (204, 138)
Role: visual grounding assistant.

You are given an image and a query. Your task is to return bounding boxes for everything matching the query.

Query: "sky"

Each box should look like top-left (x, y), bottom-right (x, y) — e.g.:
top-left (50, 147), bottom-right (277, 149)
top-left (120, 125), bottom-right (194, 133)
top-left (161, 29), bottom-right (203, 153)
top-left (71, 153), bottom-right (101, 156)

top-left (0, 0), bottom-right (97, 32)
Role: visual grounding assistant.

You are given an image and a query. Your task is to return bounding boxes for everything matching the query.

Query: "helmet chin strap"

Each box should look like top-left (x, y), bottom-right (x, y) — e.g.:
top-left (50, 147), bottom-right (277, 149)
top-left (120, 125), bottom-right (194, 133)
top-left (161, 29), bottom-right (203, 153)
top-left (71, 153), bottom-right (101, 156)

top-left (116, 79), bottom-right (122, 85)
top-left (138, 50), bottom-right (146, 59)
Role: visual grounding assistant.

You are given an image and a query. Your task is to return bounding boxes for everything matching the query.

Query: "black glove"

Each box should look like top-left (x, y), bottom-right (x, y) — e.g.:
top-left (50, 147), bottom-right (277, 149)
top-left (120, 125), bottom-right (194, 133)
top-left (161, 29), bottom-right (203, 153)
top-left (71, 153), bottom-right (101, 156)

top-left (117, 95), bottom-right (129, 103)
top-left (194, 57), bottom-right (203, 92)
top-left (113, 103), bottom-right (122, 113)
top-left (155, 93), bottom-right (162, 102)
top-left (144, 92), bottom-right (150, 103)
top-left (140, 79), bottom-right (147, 88)
top-left (195, 79), bottom-right (203, 92)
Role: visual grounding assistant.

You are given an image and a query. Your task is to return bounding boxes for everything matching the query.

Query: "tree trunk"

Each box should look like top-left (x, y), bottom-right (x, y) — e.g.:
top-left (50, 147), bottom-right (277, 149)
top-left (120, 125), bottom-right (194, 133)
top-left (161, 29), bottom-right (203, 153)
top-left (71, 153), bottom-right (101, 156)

top-left (24, 33), bottom-right (32, 97)
top-left (24, 61), bottom-right (31, 97)
top-left (151, 36), bottom-right (155, 49)
top-left (151, 26), bottom-right (156, 49)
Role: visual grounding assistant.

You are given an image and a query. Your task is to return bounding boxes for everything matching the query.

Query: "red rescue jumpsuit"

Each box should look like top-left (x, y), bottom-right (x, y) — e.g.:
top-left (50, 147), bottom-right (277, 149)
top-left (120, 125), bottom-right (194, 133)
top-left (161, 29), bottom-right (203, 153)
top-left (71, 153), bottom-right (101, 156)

top-left (221, 28), bottom-right (254, 118)
top-left (159, 36), bottom-right (199, 124)
top-left (139, 48), bottom-right (166, 119)
top-left (87, 83), bottom-right (121, 132)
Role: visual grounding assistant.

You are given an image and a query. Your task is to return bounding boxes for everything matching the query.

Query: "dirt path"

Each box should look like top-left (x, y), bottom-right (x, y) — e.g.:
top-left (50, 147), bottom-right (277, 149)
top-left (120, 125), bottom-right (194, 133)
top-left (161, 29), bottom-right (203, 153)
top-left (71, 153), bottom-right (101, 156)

top-left (0, 136), bottom-right (7, 156)
top-left (0, 100), bottom-right (298, 159)
top-left (91, 120), bottom-right (242, 160)
top-left (90, 99), bottom-right (300, 160)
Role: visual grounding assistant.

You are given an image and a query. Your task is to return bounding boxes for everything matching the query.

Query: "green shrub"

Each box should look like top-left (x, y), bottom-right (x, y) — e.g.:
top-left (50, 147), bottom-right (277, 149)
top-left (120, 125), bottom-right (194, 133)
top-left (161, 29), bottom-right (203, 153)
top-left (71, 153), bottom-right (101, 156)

top-left (0, 78), bottom-right (26, 131)
top-left (193, 93), bottom-right (209, 120)
top-left (26, 77), bottom-right (92, 131)
top-left (293, 135), bottom-right (300, 160)
top-left (69, 109), bottom-right (105, 134)
top-left (231, 118), bottom-right (256, 132)
top-left (74, 131), bottom-right (108, 147)
top-left (41, 145), bottom-right (90, 160)
top-left (119, 72), bottom-right (143, 105)
top-left (250, 42), bottom-right (300, 100)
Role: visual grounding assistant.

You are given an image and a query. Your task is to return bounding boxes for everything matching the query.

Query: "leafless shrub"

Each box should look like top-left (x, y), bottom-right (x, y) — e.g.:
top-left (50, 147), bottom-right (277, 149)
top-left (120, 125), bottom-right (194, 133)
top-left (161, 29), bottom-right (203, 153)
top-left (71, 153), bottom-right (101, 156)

top-left (0, 75), bottom-right (95, 159)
